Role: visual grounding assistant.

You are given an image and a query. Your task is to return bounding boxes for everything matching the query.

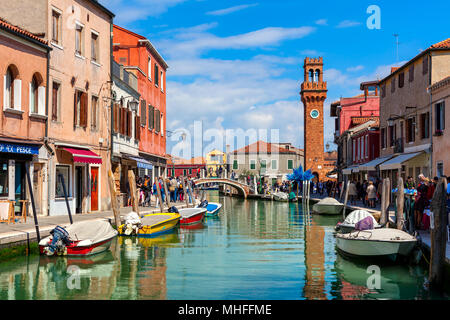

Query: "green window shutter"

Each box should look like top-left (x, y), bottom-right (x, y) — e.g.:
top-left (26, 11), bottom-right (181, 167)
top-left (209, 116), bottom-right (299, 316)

top-left (288, 159), bottom-right (293, 170)
top-left (250, 160), bottom-right (256, 170)
top-left (233, 160), bottom-right (238, 170)
top-left (271, 160), bottom-right (277, 170)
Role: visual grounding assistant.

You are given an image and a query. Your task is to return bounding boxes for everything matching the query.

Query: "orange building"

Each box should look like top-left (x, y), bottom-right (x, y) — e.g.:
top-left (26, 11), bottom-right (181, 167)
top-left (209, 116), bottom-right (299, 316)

top-left (112, 25), bottom-right (168, 181)
top-left (0, 18), bottom-right (50, 215)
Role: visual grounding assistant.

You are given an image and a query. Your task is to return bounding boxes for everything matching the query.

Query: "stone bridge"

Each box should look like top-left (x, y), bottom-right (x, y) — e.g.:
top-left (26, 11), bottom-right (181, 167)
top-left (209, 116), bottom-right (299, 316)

top-left (193, 178), bottom-right (251, 198)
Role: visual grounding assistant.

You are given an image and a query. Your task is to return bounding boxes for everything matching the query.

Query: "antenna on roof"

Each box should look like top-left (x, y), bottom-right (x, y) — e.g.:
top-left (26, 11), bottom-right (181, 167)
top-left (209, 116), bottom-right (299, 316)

top-left (393, 34), bottom-right (400, 63)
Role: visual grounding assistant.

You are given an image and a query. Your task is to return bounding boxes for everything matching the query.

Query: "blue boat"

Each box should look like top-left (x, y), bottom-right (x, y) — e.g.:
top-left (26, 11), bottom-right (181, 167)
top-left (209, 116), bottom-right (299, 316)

top-left (205, 202), bottom-right (222, 216)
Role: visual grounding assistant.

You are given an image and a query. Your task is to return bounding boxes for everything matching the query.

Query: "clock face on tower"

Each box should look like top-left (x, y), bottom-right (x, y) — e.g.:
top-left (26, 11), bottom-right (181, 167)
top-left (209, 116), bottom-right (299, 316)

top-left (310, 109), bottom-right (320, 119)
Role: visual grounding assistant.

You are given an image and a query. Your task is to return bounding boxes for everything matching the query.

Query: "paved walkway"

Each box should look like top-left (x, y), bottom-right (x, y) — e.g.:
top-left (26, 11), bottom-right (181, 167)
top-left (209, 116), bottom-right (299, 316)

top-left (0, 201), bottom-right (195, 248)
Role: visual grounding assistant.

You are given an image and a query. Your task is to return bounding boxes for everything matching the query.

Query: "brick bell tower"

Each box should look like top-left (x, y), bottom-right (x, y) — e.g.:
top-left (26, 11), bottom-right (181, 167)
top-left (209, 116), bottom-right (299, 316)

top-left (300, 57), bottom-right (328, 180)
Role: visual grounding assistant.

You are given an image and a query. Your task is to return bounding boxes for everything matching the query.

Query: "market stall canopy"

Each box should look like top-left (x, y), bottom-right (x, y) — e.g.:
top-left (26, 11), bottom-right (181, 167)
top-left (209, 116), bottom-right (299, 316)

top-left (342, 165), bottom-right (359, 175)
top-left (379, 152), bottom-right (422, 171)
top-left (359, 155), bottom-right (395, 171)
top-left (63, 147), bottom-right (102, 164)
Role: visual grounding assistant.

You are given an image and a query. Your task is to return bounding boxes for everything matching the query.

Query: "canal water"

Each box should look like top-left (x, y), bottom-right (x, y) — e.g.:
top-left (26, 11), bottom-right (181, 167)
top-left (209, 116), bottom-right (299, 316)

top-left (0, 192), bottom-right (447, 300)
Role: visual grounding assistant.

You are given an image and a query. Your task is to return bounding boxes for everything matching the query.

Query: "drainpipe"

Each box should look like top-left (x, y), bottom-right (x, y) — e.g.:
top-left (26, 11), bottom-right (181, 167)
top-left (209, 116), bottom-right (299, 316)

top-left (44, 49), bottom-right (54, 216)
top-left (429, 52), bottom-right (433, 177)
top-left (110, 21), bottom-right (114, 171)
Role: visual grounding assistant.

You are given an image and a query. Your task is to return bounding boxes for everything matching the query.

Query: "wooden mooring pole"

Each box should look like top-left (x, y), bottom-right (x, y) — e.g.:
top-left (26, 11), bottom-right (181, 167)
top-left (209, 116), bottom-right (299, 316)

top-left (181, 177), bottom-right (190, 207)
top-left (127, 170), bottom-right (139, 215)
top-left (25, 164), bottom-right (40, 242)
top-left (155, 178), bottom-right (165, 212)
top-left (380, 178), bottom-right (390, 226)
top-left (396, 177), bottom-right (404, 230)
top-left (162, 178), bottom-right (171, 208)
top-left (107, 170), bottom-right (121, 228)
top-left (343, 180), bottom-right (350, 220)
top-left (429, 177), bottom-right (448, 290)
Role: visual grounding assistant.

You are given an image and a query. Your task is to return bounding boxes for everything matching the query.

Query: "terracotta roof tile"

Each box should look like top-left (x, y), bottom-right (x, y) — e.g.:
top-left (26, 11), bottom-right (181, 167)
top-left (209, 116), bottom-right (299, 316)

top-left (351, 116), bottom-right (379, 126)
top-left (0, 18), bottom-right (48, 46)
top-left (430, 38), bottom-right (450, 49)
top-left (232, 140), bottom-right (296, 154)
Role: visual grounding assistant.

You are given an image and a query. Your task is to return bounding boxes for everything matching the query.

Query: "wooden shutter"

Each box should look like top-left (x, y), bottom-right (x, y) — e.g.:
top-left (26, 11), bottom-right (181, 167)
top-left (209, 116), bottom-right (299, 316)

top-left (155, 108), bottom-right (160, 132)
top-left (135, 116), bottom-right (140, 141)
top-left (149, 105), bottom-right (154, 130)
top-left (74, 91), bottom-right (78, 126)
top-left (127, 109), bottom-right (132, 137)
top-left (52, 84), bottom-right (58, 121)
top-left (140, 100), bottom-right (146, 126)
top-left (80, 92), bottom-right (87, 127)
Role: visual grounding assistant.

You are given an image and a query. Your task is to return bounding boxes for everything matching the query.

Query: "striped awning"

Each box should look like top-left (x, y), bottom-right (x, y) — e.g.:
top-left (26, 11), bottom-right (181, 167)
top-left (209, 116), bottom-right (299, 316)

top-left (63, 147), bottom-right (102, 164)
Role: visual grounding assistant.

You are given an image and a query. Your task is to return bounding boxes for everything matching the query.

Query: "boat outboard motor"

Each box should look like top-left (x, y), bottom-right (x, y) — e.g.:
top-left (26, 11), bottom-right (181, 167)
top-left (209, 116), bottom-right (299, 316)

top-left (168, 206), bottom-right (179, 213)
top-left (197, 200), bottom-right (208, 208)
top-left (45, 226), bottom-right (70, 256)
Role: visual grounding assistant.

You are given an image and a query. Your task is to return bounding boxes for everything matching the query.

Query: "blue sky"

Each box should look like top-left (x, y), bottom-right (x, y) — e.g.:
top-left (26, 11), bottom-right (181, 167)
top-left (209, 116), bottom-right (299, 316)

top-left (100, 0), bottom-right (450, 158)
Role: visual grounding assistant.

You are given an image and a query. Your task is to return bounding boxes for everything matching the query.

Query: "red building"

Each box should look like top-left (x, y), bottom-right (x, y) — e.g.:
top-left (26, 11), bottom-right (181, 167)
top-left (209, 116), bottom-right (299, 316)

top-left (350, 117), bottom-right (380, 165)
top-left (167, 156), bottom-right (206, 178)
top-left (112, 25), bottom-right (168, 180)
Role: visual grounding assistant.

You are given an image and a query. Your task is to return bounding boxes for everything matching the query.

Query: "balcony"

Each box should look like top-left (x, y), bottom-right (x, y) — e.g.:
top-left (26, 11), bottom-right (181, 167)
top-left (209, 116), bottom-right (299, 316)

top-left (393, 138), bottom-right (404, 153)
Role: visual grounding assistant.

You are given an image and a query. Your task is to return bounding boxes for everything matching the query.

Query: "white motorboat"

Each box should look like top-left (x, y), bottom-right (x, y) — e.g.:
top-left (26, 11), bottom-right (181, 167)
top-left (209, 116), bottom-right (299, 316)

top-left (273, 192), bottom-right (289, 202)
top-left (336, 210), bottom-right (380, 233)
top-left (312, 197), bottom-right (344, 215)
top-left (336, 228), bottom-right (417, 260)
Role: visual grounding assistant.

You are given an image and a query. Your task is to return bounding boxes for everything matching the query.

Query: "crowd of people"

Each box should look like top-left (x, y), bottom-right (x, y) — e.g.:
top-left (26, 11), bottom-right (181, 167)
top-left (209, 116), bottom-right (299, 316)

top-left (133, 175), bottom-right (196, 208)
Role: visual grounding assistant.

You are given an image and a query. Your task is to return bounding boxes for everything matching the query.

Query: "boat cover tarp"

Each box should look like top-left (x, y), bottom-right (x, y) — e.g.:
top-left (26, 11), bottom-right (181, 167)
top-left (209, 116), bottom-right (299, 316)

top-left (355, 216), bottom-right (374, 231)
top-left (343, 210), bottom-right (379, 227)
top-left (65, 220), bottom-right (117, 243)
top-left (317, 197), bottom-right (343, 205)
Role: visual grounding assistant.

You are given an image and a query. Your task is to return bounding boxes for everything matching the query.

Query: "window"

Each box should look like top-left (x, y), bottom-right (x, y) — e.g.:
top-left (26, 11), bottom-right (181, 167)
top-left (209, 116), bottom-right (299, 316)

top-left (0, 161), bottom-right (8, 197)
top-left (30, 75), bottom-right (39, 114)
top-left (423, 55), bottom-right (428, 75)
top-left (91, 32), bottom-right (99, 62)
top-left (233, 160), bottom-right (238, 170)
top-left (148, 57), bottom-right (152, 81)
top-left (140, 100), bottom-right (146, 126)
top-left (365, 135), bottom-right (368, 158)
top-left (91, 96), bottom-right (98, 130)
top-left (55, 165), bottom-right (70, 198)
top-left (74, 90), bottom-right (87, 127)
top-left (52, 9), bottom-right (61, 45)
top-left (260, 160), bottom-right (266, 174)
top-left (352, 139), bottom-right (356, 161)
top-left (148, 105), bottom-right (154, 130)
top-left (271, 159), bottom-right (277, 170)
top-left (135, 114), bottom-right (140, 141)
top-left (154, 64), bottom-right (159, 87)
top-left (52, 82), bottom-right (60, 121)
top-left (287, 159), bottom-right (293, 170)
top-left (4, 66), bottom-right (21, 110)
top-left (406, 117), bottom-right (415, 142)
top-left (437, 162), bottom-right (444, 178)
top-left (381, 84), bottom-right (386, 98)
top-left (189, 168), bottom-right (192, 175)
top-left (381, 127), bottom-right (386, 149)
top-left (75, 23), bottom-right (84, 56)
top-left (398, 72), bottom-right (404, 88)
top-left (160, 112), bottom-right (164, 136)
top-left (389, 125), bottom-right (396, 147)
top-left (160, 71), bottom-right (164, 92)
top-left (391, 78), bottom-right (396, 93)
top-left (409, 65), bottom-right (414, 82)
top-left (435, 101), bottom-right (445, 133)
top-left (250, 159), bottom-right (256, 170)
top-left (420, 112), bottom-right (430, 139)
top-left (183, 169), bottom-right (187, 176)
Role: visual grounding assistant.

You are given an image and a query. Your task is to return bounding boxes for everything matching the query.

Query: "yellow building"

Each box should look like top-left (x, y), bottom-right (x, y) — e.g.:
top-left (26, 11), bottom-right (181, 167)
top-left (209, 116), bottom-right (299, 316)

top-left (206, 149), bottom-right (227, 177)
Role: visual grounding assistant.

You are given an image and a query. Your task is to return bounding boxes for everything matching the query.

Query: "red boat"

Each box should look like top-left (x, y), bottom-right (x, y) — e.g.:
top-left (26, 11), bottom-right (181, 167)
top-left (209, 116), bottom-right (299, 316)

top-left (39, 220), bottom-right (118, 256)
top-left (178, 208), bottom-right (207, 225)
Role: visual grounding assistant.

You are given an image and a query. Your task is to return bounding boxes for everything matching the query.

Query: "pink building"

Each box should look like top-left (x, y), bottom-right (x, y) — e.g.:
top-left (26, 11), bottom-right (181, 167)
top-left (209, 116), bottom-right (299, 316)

top-left (0, 18), bottom-right (50, 215)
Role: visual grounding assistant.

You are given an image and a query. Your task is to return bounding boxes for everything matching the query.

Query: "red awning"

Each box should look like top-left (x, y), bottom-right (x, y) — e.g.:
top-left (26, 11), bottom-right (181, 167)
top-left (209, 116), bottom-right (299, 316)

top-left (63, 147), bottom-right (102, 164)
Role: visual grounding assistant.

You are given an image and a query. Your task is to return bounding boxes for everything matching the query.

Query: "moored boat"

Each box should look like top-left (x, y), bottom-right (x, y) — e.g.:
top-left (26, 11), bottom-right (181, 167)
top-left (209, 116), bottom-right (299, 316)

top-left (335, 210), bottom-right (380, 233)
top-left (118, 212), bottom-right (180, 237)
top-left (336, 228), bottom-right (417, 260)
top-left (273, 192), bottom-right (289, 202)
top-left (39, 220), bottom-right (118, 256)
top-left (179, 207), bottom-right (207, 225)
top-left (205, 202), bottom-right (222, 216)
top-left (312, 197), bottom-right (344, 215)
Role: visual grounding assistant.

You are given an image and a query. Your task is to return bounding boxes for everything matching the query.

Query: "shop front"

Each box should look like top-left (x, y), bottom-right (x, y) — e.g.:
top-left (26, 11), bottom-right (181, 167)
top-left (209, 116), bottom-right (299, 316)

top-left (50, 145), bottom-right (102, 216)
top-left (0, 141), bottom-right (44, 217)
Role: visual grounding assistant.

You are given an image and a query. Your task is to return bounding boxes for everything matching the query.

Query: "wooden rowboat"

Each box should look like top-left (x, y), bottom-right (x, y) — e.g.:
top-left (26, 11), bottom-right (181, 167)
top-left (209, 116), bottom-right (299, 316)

top-left (179, 208), bottom-right (207, 225)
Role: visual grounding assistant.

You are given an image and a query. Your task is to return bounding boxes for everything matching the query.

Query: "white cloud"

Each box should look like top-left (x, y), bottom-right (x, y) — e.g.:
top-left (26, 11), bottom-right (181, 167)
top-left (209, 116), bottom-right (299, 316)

top-left (158, 26), bottom-right (316, 58)
top-left (315, 19), bottom-right (328, 26)
top-left (346, 65), bottom-right (364, 72)
top-left (336, 20), bottom-right (362, 28)
top-left (206, 3), bottom-right (259, 16)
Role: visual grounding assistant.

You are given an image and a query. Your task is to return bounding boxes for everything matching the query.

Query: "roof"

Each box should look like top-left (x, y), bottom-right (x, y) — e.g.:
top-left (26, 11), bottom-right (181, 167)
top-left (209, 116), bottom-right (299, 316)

top-left (88, 0), bottom-right (115, 18)
top-left (114, 24), bottom-right (168, 70)
top-left (351, 116), bottom-right (379, 127)
top-left (428, 75), bottom-right (450, 93)
top-left (167, 155), bottom-right (205, 165)
top-left (379, 38), bottom-right (450, 84)
top-left (232, 140), bottom-right (296, 155)
top-left (0, 17), bottom-right (49, 47)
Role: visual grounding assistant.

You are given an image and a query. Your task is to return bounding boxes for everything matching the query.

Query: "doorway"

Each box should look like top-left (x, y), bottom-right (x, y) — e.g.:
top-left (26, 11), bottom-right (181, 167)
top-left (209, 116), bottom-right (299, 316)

top-left (33, 163), bottom-right (43, 216)
top-left (75, 166), bottom-right (83, 213)
top-left (90, 167), bottom-right (99, 211)
top-left (14, 162), bottom-right (25, 214)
